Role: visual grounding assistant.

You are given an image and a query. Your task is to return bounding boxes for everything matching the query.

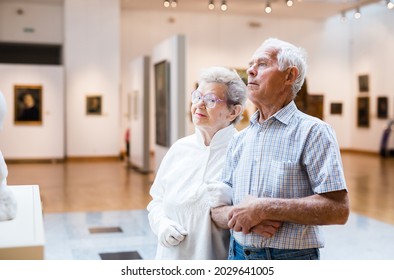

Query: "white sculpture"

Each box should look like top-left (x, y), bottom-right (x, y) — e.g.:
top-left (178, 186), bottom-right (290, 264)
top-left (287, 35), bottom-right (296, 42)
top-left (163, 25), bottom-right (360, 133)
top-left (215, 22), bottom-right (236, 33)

top-left (0, 90), bottom-right (17, 221)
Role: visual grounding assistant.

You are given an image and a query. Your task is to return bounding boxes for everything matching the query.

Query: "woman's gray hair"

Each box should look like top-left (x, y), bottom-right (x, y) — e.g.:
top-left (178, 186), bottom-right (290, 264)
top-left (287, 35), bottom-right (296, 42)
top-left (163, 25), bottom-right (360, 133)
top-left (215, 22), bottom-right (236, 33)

top-left (198, 66), bottom-right (247, 124)
top-left (261, 38), bottom-right (307, 99)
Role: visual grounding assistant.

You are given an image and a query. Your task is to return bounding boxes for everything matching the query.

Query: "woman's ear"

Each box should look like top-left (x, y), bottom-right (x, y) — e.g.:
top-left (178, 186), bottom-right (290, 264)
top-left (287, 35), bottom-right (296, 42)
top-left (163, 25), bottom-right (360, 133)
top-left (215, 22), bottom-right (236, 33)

top-left (228, 104), bottom-right (242, 122)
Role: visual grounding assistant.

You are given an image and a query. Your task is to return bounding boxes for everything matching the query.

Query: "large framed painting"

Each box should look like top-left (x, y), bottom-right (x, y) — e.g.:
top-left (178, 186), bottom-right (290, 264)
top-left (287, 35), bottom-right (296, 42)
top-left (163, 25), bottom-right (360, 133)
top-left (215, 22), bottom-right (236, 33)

top-left (357, 96), bottom-right (370, 127)
top-left (377, 96), bottom-right (388, 119)
top-left (86, 95), bottom-right (102, 115)
top-left (307, 94), bottom-right (324, 120)
top-left (14, 84), bottom-right (42, 125)
top-left (154, 60), bottom-right (171, 147)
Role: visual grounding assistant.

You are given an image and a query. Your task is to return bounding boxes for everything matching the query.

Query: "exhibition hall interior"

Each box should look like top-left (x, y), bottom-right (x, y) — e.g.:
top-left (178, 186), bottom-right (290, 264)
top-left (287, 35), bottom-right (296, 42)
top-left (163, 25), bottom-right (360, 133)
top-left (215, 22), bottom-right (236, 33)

top-left (0, 0), bottom-right (394, 260)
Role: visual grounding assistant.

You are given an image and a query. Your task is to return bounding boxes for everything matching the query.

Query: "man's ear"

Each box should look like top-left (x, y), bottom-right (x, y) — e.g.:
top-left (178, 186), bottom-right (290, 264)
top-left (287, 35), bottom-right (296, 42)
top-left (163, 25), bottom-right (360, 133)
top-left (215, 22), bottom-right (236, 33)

top-left (228, 104), bottom-right (242, 122)
top-left (286, 67), bottom-right (299, 84)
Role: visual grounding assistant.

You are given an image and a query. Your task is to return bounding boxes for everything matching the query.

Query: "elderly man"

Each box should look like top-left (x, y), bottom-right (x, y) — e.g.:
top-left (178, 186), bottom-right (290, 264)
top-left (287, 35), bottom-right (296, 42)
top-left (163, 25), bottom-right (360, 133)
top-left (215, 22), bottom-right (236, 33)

top-left (211, 38), bottom-right (349, 260)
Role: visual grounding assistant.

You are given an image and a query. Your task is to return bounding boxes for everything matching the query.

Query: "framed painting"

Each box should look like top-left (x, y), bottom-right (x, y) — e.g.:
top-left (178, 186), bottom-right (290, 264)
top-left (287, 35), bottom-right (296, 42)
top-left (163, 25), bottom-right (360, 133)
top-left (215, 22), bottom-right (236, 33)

top-left (358, 74), bottom-right (369, 93)
top-left (377, 96), bottom-right (388, 119)
top-left (295, 79), bottom-right (308, 113)
top-left (14, 84), bottom-right (42, 125)
top-left (307, 94), bottom-right (324, 120)
top-left (86, 95), bottom-right (102, 115)
top-left (330, 102), bottom-right (343, 115)
top-left (154, 60), bottom-right (171, 147)
top-left (357, 96), bottom-right (369, 127)
top-left (234, 68), bottom-right (248, 85)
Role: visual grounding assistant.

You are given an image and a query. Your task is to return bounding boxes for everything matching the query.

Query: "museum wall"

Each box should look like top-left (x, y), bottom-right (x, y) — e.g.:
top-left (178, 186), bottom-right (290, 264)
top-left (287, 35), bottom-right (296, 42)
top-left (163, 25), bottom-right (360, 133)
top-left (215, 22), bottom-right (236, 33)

top-left (121, 9), bottom-right (352, 153)
top-left (150, 35), bottom-right (186, 172)
top-left (0, 1), bottom-right (63, 44)
top-left (347, 6), bottom-right (394, 152)
top-left (122, 6), bottom-right (394, 155)
top-left (64, 0), bottom-right (120, 157)
top-left (0, 64), bottom-right (64, 159)
top-left (0, 1), bottom-right (392, 160)
top-left (128, 56), bottom-right (150, 172)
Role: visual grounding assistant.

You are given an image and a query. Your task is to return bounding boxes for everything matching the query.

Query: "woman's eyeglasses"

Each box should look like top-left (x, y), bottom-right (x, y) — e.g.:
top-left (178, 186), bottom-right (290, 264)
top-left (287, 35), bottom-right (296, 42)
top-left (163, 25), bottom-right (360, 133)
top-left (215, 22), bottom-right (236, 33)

top-left (191, 90), bottom-right (226, 109)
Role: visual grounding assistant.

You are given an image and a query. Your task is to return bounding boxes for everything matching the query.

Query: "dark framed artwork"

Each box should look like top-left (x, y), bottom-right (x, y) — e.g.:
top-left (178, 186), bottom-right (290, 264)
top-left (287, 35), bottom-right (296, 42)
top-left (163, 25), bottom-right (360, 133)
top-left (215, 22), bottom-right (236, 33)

top-left (235, 68), bottom-right (248, 85)
top-left (294, 79), bottom-right (308, 113)
top-left (377, 96), bottom-right (388, 119)
top-left (307, 94), bottom-right (324, 120)
top-left (358, 74), bottom-right (369, 93)
top-left (86, 95), bottom-right (102, 115)
top-left (14, 84), bottom-right (42, 125)
top-left (357, 96), bottom-right (370, 127)
top-left (330, 103), bottom-right (343, 115)
top-left (154, 60), bottom-right (171, 147)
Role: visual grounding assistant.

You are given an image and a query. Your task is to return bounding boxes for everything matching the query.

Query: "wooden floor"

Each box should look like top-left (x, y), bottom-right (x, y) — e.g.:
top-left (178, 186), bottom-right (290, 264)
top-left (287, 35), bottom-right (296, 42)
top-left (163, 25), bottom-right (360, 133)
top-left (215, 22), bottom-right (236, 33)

top-left (6, 152), bottom-right (394, 225)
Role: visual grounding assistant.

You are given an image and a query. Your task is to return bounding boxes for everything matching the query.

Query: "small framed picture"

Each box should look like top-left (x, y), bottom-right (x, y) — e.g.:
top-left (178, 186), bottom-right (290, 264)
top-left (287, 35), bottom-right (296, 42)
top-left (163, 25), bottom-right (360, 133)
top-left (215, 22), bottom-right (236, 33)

top-left (358, 74), bottom-right (369, 93)
top-left (86, 95), bottom-right (102, 115)
top-left (14, 84), bottom-right (43, 125)
top-left (377, 96), bottom-right (388, 119)
top-left (330, 103), bottom-right (343, 115)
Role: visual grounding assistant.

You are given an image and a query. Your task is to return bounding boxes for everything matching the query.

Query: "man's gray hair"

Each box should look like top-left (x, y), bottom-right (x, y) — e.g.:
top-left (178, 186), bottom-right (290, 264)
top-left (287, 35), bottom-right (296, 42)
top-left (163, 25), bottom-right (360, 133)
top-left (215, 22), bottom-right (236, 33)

top-left (261, 38), bottom-right (307, 99)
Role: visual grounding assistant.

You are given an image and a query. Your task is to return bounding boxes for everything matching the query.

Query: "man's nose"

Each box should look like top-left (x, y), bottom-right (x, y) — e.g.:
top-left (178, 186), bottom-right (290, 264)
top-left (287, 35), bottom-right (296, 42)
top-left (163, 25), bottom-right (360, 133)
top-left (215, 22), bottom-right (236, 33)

top-left (247, 65), bottom-right (256, 77)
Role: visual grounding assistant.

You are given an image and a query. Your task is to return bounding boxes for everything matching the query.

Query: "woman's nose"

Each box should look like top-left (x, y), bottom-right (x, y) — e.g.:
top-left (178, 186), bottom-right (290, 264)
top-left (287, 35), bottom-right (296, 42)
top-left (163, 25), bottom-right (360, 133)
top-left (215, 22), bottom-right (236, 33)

top-left (196, 98), bottom-right (206, 108)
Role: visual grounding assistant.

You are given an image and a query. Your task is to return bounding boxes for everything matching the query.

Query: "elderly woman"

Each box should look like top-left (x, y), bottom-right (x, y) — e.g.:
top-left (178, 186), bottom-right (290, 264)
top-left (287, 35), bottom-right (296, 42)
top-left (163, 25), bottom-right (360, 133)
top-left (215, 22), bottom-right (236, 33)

top-left (147, 66), bottom-right (247, 259)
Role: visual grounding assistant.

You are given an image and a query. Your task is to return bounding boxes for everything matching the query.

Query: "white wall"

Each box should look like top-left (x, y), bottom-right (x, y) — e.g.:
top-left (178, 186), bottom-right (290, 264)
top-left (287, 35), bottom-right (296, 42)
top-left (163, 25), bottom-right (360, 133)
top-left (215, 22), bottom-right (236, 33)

top-left (151, 35), bottom-right (186, 171)
top-left (348, 6), bottom-right (394, 152)
top-left (0, 1), bottom-right (63, 44)
top-left (129, 56), bottom-right (150, 172)
top-left (122, 7), bottom-right (394, 155)
top-left (120, 9), bottom-right (352, 167)
top-left (64, 0), bottom-right (120, 157)
top-left (0, 64), bottom-right (64, 159)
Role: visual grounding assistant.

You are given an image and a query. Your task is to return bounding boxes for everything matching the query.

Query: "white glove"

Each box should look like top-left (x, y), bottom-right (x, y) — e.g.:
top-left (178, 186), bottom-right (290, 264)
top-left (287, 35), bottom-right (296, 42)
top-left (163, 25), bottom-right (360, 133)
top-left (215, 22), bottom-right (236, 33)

top-left (158, 218), bottom-right (188, 247)
top-left (206, 182), bottom-right (232, 208)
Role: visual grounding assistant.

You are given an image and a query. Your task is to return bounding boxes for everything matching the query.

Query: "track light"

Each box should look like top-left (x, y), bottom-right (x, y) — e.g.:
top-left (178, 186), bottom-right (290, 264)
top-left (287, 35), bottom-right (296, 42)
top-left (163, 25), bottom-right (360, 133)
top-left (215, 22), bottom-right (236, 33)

top-left (265, 3), bottom-right (272, 14)
top-left (208, 0), bottom-right (215, 10)
top-left (171, 0), bottom-right (177, 8)
top-left (286, 0), bottom-right (293, 7)
top-left (221, 0), bottom-right (227, 11)
top-left (163, 0), bottom-right (170, 8)
top-left (354, 8), bottom-right (361, 19)
top-left (387, 0), bottom-right (394, 9)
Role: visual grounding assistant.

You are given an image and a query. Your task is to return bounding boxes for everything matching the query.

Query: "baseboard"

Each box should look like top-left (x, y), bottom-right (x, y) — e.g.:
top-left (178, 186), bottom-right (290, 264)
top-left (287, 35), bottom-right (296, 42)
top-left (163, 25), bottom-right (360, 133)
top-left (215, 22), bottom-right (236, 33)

top-left (65, 156), bottom-right (121, 162)
top-left (340, 149), bottom-right (378, 156)
top-left (5, 158), bottom-right (65, 164)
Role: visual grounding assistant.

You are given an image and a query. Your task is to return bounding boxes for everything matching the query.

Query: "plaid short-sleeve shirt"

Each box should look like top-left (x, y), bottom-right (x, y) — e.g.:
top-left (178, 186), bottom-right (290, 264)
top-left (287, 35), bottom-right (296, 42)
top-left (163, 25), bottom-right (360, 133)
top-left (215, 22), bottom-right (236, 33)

top-left (222, 101), bottom-right (347, 249)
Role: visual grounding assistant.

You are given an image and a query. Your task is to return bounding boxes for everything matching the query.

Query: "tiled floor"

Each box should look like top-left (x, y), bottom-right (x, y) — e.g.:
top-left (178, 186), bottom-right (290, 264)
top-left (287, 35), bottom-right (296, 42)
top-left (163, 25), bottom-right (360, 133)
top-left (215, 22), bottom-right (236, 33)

top-left (43, 209), bottom-right (394, 260)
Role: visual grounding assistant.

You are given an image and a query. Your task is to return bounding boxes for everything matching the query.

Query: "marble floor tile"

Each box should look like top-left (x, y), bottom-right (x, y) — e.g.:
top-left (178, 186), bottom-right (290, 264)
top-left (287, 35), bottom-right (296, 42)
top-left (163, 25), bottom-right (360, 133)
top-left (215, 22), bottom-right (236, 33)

top-left (43, 210), bottom-right (394, 260)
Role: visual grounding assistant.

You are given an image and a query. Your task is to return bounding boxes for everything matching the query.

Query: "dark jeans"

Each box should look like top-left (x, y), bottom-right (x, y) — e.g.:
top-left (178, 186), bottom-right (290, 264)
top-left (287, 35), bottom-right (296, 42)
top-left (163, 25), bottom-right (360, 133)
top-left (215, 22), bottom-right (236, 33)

top-left (228, 236), bottom-right (320, 260)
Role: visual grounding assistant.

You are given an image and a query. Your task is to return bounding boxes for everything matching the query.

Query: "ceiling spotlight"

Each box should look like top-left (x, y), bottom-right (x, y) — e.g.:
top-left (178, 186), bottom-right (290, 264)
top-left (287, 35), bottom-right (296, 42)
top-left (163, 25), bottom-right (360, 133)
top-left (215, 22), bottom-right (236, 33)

top-left (286, 0), bottom-right (294, 7)
top-left (265, 3), bottom-right (272, 14)
top-left (171, 0), bottom-right (177, 8)
top-left (354, 8), bottom-right (361, 19)
top-left (208, 0), bottom-right (215, 10)
top-left (163, 0), bottom-right (170, 8)
top-left (387, 0), bottom-right (394, 9)
top-left (221, 0), bottom-right (227, 11)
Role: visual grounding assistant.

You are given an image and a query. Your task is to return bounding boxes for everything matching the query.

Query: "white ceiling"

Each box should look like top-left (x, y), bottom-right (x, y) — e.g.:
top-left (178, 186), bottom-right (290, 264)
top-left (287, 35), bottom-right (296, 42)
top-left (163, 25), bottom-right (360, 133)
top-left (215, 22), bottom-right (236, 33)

top-left (0, 0), bottom-right (384, 20)
top-left (121, 0), bottom-right (383, 20)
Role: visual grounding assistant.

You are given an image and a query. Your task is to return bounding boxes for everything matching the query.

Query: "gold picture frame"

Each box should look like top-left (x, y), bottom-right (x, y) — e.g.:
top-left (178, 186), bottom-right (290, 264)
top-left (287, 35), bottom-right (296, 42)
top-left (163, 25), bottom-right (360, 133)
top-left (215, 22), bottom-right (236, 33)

top-left (86, 95), bottom-right (102, 115)
top-left (14, 84), bottom-right (43, 125)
